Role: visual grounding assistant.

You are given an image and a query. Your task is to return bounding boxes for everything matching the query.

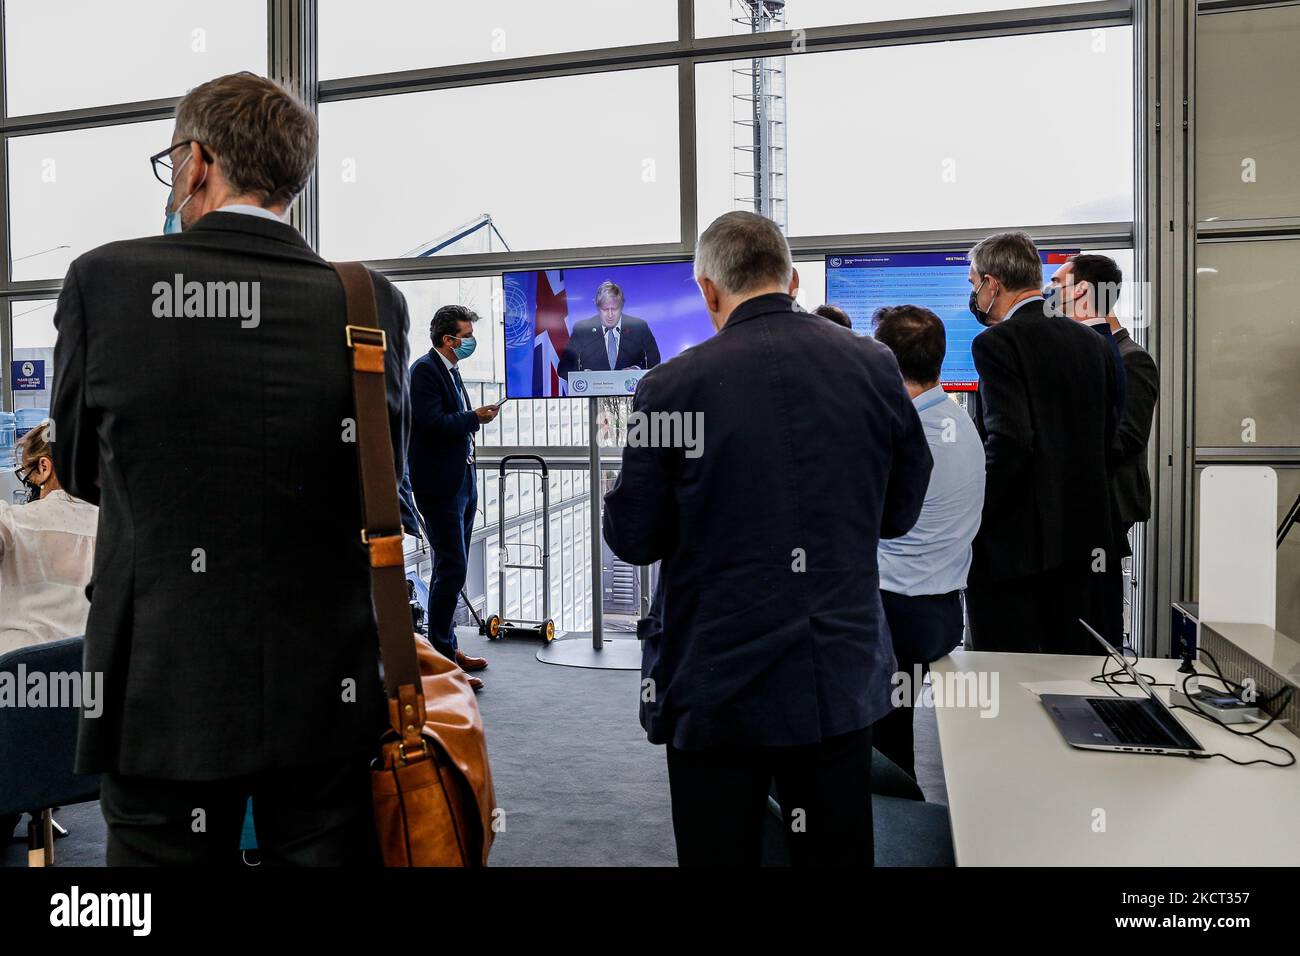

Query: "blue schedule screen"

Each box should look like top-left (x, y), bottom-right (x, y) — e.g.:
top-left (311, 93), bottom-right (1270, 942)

top-left (824, 250), bottom-right (1076, 391)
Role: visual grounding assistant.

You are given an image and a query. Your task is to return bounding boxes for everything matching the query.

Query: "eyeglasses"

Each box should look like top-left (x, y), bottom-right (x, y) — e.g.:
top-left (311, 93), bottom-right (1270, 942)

top-left (149, 139), bottom-right (209, 186)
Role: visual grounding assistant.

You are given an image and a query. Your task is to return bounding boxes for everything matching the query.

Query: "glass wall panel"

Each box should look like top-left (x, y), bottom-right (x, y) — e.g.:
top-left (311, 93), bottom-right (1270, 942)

top-left (1197, 6), bottom-right (1300, 222)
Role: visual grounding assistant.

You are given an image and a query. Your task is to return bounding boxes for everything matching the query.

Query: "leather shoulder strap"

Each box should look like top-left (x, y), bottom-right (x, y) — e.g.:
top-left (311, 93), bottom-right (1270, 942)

top-left (333, 262), bottom-right (422, 708)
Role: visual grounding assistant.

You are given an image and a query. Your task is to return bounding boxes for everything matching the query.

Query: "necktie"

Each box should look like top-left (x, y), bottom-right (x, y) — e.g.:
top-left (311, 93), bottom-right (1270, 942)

top-left (451, 365), bottom-right (475, 463)
top-left (605, 326), bottom-right (619, 369)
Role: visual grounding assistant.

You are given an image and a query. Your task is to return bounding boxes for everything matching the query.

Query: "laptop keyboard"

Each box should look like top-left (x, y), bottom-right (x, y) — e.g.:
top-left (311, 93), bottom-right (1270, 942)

top-left (1088, 697), bottom-right (1180, 747)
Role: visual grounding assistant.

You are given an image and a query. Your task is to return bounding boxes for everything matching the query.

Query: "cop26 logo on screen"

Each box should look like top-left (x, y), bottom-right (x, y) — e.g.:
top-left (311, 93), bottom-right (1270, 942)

top-left (572, 378), bottom-right (589, 394)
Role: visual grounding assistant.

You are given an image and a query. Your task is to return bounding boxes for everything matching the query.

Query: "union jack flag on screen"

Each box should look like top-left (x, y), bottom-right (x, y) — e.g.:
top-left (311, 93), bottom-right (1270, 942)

top-left (531, 270), bottom-right (570, 397)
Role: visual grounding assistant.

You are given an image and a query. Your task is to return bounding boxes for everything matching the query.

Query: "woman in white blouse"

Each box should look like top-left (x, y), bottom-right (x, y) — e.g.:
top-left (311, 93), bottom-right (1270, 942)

top-left (0, 421), bottom-right (98, 656)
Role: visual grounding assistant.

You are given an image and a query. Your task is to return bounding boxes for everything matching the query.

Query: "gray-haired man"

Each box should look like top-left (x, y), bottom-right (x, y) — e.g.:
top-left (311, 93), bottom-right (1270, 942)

top-left (53, 72), bottom-right (409, 865)
top-left (604, 211), bottom-right (932, 866)
top-left (963, 231), bottom-right (1120, 654)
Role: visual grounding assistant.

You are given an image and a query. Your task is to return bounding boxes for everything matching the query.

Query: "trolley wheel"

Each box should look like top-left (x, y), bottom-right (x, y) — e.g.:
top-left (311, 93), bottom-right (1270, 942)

top-left (485, 615), bottom-right (502, 640)
top-left (541, 619), bottom-right (556, 644)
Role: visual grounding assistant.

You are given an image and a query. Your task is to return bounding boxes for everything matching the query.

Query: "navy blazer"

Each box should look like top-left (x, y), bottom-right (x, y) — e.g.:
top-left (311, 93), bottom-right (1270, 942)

top-left (557, 313), bottom-right (661, 382)
top-left (970, 299), bottom-right (1120, 584)
top-left (603, 293), bottom-right (933, 751)
top-left (408, 350), bottom-right (479, 499)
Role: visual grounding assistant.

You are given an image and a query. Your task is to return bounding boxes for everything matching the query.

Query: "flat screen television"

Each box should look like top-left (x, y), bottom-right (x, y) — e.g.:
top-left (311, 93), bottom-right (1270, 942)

top-left (503, 260), bottom-right (714, 399)
top-left (824, 249), bottom-right (1077, 391)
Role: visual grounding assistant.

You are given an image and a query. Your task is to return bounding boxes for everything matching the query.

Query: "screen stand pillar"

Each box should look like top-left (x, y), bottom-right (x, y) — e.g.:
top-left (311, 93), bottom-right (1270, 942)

top-left (536, 396), bottom-right (640, 670)
top-left (589, 395), bottom-right (604, 651)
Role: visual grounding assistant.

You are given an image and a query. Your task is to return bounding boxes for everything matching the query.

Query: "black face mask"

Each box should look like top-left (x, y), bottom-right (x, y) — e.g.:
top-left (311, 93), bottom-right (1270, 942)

top-left (969, 278), bottom-right (995, 327)
top-left (16, 465), bottom-right (41, 503)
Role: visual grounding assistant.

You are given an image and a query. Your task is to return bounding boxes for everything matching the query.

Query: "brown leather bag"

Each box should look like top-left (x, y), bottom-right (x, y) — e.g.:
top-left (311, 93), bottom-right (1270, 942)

top-left (335, 261), bottom-right (496, 867)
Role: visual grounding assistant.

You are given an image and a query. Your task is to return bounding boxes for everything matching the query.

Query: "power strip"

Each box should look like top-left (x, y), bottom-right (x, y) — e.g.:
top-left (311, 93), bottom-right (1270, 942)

top-left (1169, 687), bottom-right (1259, 724)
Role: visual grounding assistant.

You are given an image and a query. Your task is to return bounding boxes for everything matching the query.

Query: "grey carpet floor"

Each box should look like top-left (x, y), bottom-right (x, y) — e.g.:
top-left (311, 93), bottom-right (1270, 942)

top-left (2, 627), bottom-right (947, 867)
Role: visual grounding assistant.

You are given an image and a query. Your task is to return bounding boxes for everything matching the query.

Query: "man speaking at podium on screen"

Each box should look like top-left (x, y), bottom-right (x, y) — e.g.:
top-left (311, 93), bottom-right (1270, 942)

top-left (556, 280), bottom-right (661, 385)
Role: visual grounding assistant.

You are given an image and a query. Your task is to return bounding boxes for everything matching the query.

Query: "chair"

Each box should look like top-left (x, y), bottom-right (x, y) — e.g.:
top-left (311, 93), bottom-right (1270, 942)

top-left (0, 638), bottom-right (101, 866)
top-left (761, 747), bottom-right (955, 866)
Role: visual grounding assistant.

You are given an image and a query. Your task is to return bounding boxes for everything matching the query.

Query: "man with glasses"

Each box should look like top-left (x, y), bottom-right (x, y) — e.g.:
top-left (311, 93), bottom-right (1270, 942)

top-left (52, 72), bottom-right (410, 866)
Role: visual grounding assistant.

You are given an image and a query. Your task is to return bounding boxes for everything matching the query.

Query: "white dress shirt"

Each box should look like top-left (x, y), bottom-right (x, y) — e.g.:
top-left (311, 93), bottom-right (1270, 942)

top-left (218, 203), bottom-right (286, 222)
top-left (1003, 294), bottom-right (1044, 323)
top-left (0, 490), bottom-right (99, 655)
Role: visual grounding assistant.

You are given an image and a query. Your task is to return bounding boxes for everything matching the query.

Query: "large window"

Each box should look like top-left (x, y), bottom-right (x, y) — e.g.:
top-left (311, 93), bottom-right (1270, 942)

top-left (319, 0), bottom-right (678, 80)
top-left (8, 298), bottom-right (55, 410)
top-left (7, 120), bottom-right (173, 282)
top-left (696, 0), bottom-right (1101, 37)
top-left (696, 28), bottom-right (1134, 237)
top-left (3, 0), bottom-right (266, 116)
top-left (318, 67), bottom-right (681, 261)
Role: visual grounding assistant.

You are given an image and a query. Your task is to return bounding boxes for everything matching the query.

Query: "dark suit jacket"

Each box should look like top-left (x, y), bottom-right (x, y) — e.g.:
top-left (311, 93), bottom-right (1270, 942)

top-left (51, 211), bottom-right (410, 780)
top-left (1085, 320), bottom-right (1128, 429)
top-left (407, 351), bottom-right (478, 500)
top-left (970, 298), bottom-right (1119, 584)
top-left (1110, 328), bottom-right (1158, 529)
top-left (557, 314), bottom-right (661, 381)
top-left (603, 293), bottom-right (932, 751)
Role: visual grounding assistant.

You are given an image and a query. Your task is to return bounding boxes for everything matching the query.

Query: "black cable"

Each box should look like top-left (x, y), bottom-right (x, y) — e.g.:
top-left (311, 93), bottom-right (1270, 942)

top-left (1090, 642), bottom-right (1172, 694)
top-left (1194, 646), bottom-right (1292, 713)
top-left (1090, 644), bottom-right (1296, 768)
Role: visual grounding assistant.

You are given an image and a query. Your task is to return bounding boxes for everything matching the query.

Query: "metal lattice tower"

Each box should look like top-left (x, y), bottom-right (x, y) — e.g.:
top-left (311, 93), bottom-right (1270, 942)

top-left (730, 0), bottom-right (787, 232)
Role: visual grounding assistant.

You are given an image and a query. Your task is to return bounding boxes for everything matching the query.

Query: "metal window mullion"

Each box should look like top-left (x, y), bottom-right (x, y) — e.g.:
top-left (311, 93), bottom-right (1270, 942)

top-left (678, 57), bottom-right (698, 250)
top-left (1, 0), bottom-right (11, 410)
top-left (269, 0), bottom-right (318, 250)
top-left (1150, 0), bottom-right (1197, 658)
top-left (1198, 0), bottom-right (1300, 14)
top-left (1196, 217), bottom-right (1300, 240)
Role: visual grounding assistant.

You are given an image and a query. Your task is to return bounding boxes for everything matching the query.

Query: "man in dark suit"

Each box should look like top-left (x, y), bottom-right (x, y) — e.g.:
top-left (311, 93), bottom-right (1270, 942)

top-left (1048, 257), bottom-right (1127, 458)
top-left (407, 305), bottom-right (497, 688)
top-left (51, 73), bottom-right (408, 865)
top-left (964, 232), bottom-right (1120, 656)
top-left (603, 211), bottom-right (932, 866)
top-left (556, 280), bottom-right (661, 386)
top-left (1051, 254), bottom-right (1158, 645)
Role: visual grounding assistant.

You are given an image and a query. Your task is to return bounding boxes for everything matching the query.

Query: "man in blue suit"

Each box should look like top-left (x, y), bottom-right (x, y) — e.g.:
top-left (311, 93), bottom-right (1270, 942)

top-left (408, 305), bottom-right (498, 689)
top-left (603, 212), bottom-right (933, 866)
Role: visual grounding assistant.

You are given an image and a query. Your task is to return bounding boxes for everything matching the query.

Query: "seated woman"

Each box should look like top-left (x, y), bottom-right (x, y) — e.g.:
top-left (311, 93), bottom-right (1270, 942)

top-left (0, 420), bottom-right (98, 656)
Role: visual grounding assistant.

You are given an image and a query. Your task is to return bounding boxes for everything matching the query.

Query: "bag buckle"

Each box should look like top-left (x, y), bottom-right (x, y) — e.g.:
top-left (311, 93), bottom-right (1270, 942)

top-left (360, 529), bottom-right (404, 568)
top-left (345, 325), bottom-right (386, 351)
top-left (398, 739), bottom-right (429, 762)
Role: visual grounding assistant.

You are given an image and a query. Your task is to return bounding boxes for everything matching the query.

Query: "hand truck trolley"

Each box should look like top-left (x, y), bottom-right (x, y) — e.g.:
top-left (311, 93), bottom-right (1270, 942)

top-left (484, 455), bottom-right (555, 644)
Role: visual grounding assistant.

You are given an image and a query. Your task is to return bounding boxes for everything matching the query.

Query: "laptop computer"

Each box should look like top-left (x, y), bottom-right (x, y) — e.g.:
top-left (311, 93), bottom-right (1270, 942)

top-left (1039, 621), bottom-right (1205, 755)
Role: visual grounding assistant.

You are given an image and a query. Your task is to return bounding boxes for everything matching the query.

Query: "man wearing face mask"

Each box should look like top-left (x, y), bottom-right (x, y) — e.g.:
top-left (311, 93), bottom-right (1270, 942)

top-left (963, 232), bottom-right (1120, 655)
top-left (51, 72), bottom-right (411, 865)
top-left (407, 305), bottom-right (499, 687)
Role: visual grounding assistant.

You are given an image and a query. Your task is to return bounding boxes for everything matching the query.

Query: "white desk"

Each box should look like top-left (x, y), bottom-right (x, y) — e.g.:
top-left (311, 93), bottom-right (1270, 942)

top-left (930, 650), bottom-right (1300, 866)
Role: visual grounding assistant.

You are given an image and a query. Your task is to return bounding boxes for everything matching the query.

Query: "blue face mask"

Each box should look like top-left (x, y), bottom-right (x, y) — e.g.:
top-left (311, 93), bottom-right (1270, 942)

top-left (163, 153), bottom-right (203, 235)
top-left (1043, 283), bottom-right (1064, 317)
top-left (452, 336), bottom-right (477, 361)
